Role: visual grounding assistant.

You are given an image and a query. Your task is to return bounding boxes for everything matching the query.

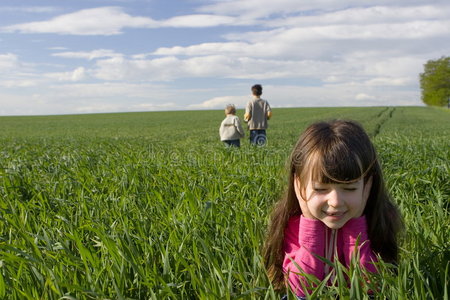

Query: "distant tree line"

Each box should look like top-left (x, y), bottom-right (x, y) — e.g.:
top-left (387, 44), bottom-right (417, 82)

top-left (420, 56), bottom-right (450, 107)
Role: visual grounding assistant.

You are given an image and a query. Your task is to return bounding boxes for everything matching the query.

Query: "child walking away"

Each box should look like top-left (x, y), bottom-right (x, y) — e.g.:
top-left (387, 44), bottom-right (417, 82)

top-left (219, 104), bottom-right (245, 147)
top-left (245, 84), bottom-right (272, 145)
top-left (263, 120), bottom-right (402, 298)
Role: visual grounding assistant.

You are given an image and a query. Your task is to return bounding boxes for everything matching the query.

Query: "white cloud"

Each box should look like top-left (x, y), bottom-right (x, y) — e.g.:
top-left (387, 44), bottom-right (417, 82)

top-left (132, 102), bottom-right (178, 110)
top-left (355, 93), bottom-right (376, 101)
top-left (89, 51), bottom-right (425, 89)
top-left (45, 67), bottom-right (87, 82)
top-left (189, 83), bottom-right (423, 111)
top-left (272, 21), bottom-right (450, 40)
top-left (0, 94), bottom-right (38, 115)
top-left (47, 47), bottom-right (68, 51)
top-left (225, 20), bottom-right (450, 45)
top-left (265, 5), bottom-right (450, 28)
top-left (92, 56), bottom-right (182, 81)
top-left (91, 55), bottom-right (307, 81)
top-left (2, 7), bottom-right (158, 35)
top-left (74, 101), bottom-right (179, 114)
top-left (0, 53), bottom-right (39, 86)
top-left (47, 82), bottom-right (171, 99)
top-left (364, 77), bottom-right (414, 86)
top-left (264, 83), bottom-right (422, 107)
top-left (152, 42), bottom-right (251, 56)
top-left (46, 82), bottom-right (185, 114)
top-left (0, 53), bottom-right (19, 69)
top-left (189, 95), bottom-right (249, 109)
top-left (52, 49), bottom-right (123, 60)
top-left (161, 14), bottom-right (237, 27)
top-left (0, 81), bottom-right (183, 115)
top-left (152, 21), bottom-right (450, 62)
top-left (93, 55), bottom-right (260, 81)
top-left (0, 79), bottom-right (37, 88)
top-left (198, 0), bottom-right (450, 18)
top-left (0, 6), bottom-right (59, 13)
top-left (198, 0), bottom-right (310, 18)
top-left (338, 51), bottom-right (418, 79)
top-left (70, 67), bottom-right (86, 81)
top-left (1, 7), bottom-right (246, 36)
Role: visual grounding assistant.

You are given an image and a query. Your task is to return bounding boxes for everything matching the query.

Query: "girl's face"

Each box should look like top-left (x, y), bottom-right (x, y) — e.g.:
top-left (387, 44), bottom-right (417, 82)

top-left (295, 176), bottom-right (372, 229)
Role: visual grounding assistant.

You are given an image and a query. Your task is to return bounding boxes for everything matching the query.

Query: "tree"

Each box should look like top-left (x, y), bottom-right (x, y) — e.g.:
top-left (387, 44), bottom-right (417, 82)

top-left (420, 56), bottom-right (450, 107)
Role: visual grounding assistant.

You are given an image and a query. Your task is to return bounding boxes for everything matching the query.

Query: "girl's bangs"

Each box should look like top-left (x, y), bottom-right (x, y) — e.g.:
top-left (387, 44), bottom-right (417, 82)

top-left (307, 150), bottom-right (366, 184)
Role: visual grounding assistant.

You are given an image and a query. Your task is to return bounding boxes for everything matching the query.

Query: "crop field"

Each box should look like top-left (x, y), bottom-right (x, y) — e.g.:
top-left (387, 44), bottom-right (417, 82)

top-left (0, 106), bottom-right (449, 299)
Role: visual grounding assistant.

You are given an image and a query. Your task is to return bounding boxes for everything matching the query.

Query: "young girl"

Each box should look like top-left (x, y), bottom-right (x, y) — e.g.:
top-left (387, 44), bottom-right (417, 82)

top-left (263, 120), bottom-right (402, 298)
top-left (220, 104), bottom-right (245, 147)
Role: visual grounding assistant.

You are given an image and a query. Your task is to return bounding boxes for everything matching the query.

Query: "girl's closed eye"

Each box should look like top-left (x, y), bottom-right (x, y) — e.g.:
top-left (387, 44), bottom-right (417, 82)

top-left (343, 186), bottom-right (357, 191)
top-left (313, 183), bottom-right (358, 192)
top-left (312, 184), bottom-right (328, 192)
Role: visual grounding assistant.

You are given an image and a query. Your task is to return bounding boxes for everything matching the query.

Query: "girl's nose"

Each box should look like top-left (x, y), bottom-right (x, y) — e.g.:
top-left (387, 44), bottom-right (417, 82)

top-left (327, 189), bottom-right (343, 207)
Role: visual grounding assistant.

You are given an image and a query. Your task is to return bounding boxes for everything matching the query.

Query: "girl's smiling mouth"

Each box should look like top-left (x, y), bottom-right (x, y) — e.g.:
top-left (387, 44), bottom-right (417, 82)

top-left (324, 211), bottom-right (346, 217)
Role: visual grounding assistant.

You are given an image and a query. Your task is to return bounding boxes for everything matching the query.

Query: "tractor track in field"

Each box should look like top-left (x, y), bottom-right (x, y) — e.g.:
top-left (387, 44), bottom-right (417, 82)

top-left (372, 107), bottom-right (396, 138)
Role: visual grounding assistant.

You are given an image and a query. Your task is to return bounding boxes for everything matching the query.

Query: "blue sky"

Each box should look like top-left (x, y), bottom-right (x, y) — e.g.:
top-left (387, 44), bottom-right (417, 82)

top-left (0, 0), bottom-right (449, 115)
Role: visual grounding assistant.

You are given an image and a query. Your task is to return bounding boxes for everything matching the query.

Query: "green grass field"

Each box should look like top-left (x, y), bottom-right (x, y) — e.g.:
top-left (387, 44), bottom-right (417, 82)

top-left (0, 106), bottom-right (449, 299)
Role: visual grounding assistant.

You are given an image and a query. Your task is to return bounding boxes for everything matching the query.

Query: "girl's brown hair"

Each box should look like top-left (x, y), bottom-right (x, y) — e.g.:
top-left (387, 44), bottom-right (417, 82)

top-left (263, 119), bottom-right (402, 289)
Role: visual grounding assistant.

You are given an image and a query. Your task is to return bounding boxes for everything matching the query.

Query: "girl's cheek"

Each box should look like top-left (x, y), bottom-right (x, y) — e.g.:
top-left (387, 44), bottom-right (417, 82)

top-left (307, 198), bottom-right (321, 214)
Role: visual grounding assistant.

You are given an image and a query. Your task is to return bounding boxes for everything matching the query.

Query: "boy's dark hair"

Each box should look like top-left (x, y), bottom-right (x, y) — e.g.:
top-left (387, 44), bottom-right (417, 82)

top-left (251, 84), bottom-right (263, 96)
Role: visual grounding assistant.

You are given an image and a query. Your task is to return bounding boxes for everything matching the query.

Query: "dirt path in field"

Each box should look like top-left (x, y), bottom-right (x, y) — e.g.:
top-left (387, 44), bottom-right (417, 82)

top-left (372, 107), bottom-right (396, 137)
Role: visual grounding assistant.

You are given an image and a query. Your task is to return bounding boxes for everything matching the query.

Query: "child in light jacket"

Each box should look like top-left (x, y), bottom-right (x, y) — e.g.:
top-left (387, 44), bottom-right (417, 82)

top-left (219, 104), bottom-right (245, 147)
